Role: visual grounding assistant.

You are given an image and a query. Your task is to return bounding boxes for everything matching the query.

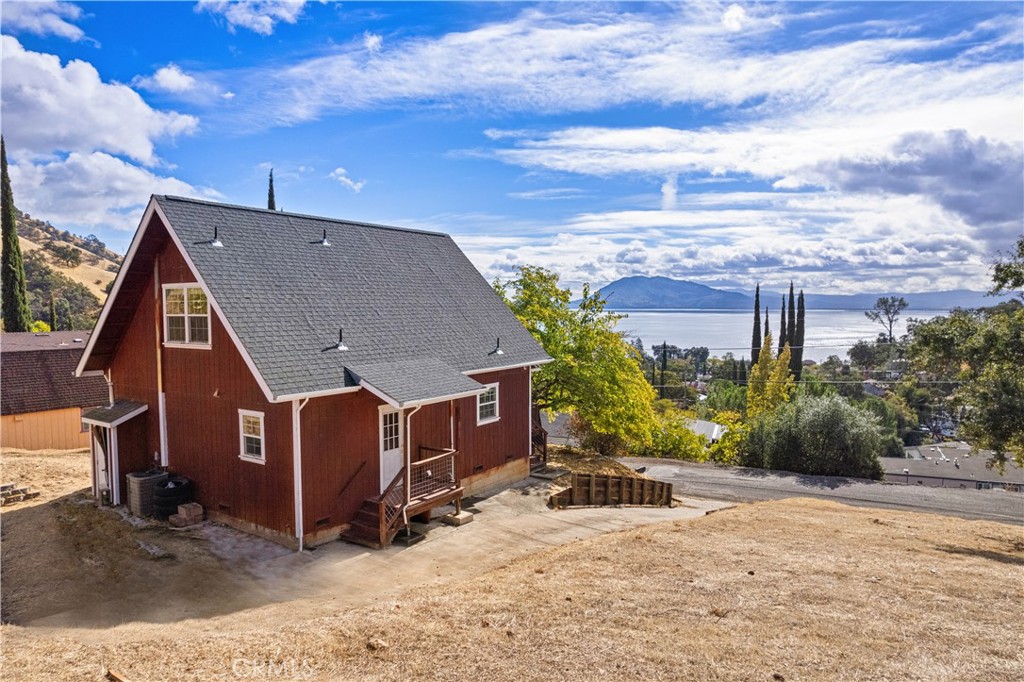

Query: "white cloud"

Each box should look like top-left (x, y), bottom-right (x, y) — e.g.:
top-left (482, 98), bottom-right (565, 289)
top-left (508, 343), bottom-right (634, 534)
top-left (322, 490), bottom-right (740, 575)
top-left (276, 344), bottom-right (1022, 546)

top-left (363, 31), bottom-right (383, 53)
top-left (1, 36), bottom-right (198, 165)
top-left (660, 174), bottom-right (678, 210)
top-left (721, 4), bottom-right (749, 33)
top-left (328, 167), bottom-right (365, 192)
top-left (196, 0), bottom-right (305, 36)
top-left (1, 1), bottom-right (87, 42)
top-left (222, 91), bottom-right (236, 100)
top-left (9, 152), bottom-right (219, 231)
top-left (507, 187), bottom-right (588, 201)
top-left (133, 64), bottom-right (198, 94)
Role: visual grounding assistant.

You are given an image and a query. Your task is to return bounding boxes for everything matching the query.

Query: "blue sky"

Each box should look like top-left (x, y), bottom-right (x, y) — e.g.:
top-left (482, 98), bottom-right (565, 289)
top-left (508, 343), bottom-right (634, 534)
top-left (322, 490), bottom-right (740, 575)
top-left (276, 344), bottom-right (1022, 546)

top-left (2, 1), bottom-right (1022, 295)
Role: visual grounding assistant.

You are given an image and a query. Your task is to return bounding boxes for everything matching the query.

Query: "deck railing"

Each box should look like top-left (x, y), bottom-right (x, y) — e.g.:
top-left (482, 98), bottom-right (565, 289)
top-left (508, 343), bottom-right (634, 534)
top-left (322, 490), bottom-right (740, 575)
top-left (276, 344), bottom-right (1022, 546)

top-left (378, 467), bottom-right (406, 547)
top-left (411, 447), bottom-right (458, 502)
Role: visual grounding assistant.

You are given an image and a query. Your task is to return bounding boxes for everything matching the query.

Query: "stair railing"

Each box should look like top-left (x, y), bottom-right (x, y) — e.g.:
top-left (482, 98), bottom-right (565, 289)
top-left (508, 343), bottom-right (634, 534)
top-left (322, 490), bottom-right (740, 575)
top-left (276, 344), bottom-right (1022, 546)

top-left (377, 467), bottom-right (407, 548)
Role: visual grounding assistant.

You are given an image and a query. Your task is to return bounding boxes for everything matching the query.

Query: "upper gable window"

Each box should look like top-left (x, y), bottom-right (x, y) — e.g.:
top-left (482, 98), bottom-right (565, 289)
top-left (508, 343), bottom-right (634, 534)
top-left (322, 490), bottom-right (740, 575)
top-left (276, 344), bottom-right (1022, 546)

top-left (163, 285), bottom-right (210, 347)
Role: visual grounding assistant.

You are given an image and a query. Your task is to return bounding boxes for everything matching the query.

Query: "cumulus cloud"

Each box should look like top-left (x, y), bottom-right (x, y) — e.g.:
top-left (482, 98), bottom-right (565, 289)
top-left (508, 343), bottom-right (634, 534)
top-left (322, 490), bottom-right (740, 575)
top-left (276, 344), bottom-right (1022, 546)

top-left (1, 1), bottom-right (87, 42)
top-left (196, 0), bottom-right (305, 36)
top-left (363, 31), bottom-right (383, 53)
top-left (9, 152), bottom-right (219, 231)
top-left (721, 4), bottom-right (749, 33)
top-left (329, 167), bottom-right (365, 192)
top-left (133, 64), bottom-right (198, 93)
top-left (1, 36), bottom-right (197, 165)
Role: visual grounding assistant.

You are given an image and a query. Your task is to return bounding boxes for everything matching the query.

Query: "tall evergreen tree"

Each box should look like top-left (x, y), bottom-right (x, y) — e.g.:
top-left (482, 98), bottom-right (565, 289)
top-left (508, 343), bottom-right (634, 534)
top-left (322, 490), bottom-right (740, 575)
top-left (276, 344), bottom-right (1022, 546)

top-left (791, 290), bottom-right (806, 380)
top-left (54, 297), bottom-right (72, 331)
top-left (778, 295), bottom-right (787, 355)
top-left (751, 284), bottom-right (762, 364)
top-left (1, 136), bottom-right (32, 332)
top-left (738, 357), bottom-right (747, 384)
top-left (267, 169), bottom-right (276, 211)
top-left (786, 282), bottom-right (796, 350)
top-left (49, 292), bottom-right (57, 330)
top-left (764, 306), bottom-right (770, 341)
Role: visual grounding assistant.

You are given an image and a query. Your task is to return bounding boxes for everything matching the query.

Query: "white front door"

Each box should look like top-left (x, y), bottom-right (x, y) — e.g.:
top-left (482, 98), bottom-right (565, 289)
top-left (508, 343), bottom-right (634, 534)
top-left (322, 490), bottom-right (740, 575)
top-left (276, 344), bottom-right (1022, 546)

top-left (379, 408), bottom-right (403, 493)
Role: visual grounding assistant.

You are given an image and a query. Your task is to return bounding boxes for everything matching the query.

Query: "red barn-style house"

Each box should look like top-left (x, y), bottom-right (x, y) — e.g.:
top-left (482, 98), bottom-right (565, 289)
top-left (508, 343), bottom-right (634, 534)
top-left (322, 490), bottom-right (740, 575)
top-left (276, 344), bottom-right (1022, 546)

top-left (76, 196), bottom-right (549, 549)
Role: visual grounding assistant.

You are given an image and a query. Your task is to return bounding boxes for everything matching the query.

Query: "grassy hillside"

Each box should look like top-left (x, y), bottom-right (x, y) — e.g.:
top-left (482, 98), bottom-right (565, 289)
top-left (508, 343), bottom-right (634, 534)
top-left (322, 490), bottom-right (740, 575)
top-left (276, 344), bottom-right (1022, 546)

top-left (9, 209), bottom-right (122, 330)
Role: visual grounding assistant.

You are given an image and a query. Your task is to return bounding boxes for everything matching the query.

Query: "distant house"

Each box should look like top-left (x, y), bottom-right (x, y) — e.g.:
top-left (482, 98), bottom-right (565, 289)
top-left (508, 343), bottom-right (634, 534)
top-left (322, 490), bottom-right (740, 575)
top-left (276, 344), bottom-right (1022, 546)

top-left (1, 332), bottom-right (109, 450)
top-left (76, 196), bottom-right (550, 549)
top-left (863, 380), bottom-right (886, 398)
top-left (686, 418), bottom-right (727, 444)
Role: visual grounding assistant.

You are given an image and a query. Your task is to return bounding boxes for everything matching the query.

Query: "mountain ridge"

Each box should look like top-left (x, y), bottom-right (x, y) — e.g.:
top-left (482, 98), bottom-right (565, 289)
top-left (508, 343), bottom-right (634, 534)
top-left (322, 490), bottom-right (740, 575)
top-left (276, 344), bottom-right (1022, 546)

top-left (592, 276), bottom-right (1000, 311)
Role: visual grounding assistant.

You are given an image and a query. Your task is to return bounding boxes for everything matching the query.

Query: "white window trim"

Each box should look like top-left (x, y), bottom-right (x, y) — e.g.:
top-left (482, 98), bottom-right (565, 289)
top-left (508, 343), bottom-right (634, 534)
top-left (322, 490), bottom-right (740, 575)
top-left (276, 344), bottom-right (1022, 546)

top-left (162, 283), bottom-right (212, 350)
top-left (239, 409), bottom-right (266, 464)
top-left (476, 383), bottom-right (500, 426)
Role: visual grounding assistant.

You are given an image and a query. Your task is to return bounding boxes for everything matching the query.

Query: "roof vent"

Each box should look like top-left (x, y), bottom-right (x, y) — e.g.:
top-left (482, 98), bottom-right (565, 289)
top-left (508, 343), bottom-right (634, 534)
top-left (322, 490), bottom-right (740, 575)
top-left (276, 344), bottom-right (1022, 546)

top-left (488, 337), bottom-right (504, 356)
top-left (73, 338), bottom-right (84, 343)
top-left (317, 229), bottom-right (330, 247)
top-left (321, 328), bottom-right (349, 352)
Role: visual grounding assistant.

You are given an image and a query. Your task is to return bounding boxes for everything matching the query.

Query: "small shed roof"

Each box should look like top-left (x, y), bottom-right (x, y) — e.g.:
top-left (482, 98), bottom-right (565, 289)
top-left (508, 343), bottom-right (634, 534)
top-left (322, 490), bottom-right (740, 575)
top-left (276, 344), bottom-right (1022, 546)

top-left (81, 400), bottom-right (148, 427)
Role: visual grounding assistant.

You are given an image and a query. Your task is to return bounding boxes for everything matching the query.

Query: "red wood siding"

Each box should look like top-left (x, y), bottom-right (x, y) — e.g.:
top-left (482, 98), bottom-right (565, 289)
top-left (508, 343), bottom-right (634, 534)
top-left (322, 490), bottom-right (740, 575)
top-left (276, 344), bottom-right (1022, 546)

top-left (455, 368), bottom-right (531, 480)
top-left (116, 415), bottom-right (151, 501)
top-left (299, 390), bottom-right (383, 533)
top-left (110, 229), bottom-right (294, 536)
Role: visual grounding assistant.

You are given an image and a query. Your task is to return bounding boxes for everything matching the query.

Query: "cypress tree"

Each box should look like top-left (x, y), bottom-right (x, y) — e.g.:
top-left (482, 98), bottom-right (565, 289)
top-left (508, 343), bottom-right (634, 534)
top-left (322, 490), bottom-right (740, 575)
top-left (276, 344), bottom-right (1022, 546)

top-left (738, 356), bottom-right (747, 384)
top-left (55, 297), bottom-right (71, 331)
top-left (791, 290), bottom-right (806, 380)
top-left (751, 284), bottom-right (761, 364)
top-left (778, 295), bottom-right (787, 355)
top-left (49, 292), bottom-right (57, 330)
top-left (786, 282), bottom-right (796, 351)
top-left (764, 306), bottom-right (770, 342)
top-left (267, 169), bottom-right (276, 211)
top-left (731, 358), bottom-right (738, 383)
top-left (1, 136), bottom-right (32, 332)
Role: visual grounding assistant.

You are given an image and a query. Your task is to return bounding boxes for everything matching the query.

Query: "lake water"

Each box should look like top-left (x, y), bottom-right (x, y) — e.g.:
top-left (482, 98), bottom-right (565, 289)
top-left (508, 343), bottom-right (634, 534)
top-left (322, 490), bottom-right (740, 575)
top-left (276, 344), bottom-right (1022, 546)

top-left (613, 310), bottom-right (943, 363)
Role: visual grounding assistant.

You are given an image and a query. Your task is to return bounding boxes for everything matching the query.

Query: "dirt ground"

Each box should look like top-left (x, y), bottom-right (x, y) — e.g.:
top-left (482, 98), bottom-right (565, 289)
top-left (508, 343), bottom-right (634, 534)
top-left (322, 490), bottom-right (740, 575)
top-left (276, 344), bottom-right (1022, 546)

top-left (545, 444), bottom-right (647, 486)
top-left (1, 450), bottom-right (1022, 681)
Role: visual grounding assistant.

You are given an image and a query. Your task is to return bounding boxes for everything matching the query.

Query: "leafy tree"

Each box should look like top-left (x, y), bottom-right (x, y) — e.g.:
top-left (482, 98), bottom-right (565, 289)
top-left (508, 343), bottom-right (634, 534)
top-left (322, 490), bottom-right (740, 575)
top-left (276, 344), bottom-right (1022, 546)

top-left (866, 296), bottom-right (908, 343)
top-left (910, 302), bottom-right (1024, 468)
top-left (707, 411), bottom-right (747, 465)
top-left (747, 331), bottom-right (794, 417)
top-left (1, 136), bottom-right (32, 332)
top-left (639, 400), bottom-right (708, 460)
top-left (751, 283), bottom-right (761, 364)
top-left (268, 169), bottom-right (276, 210)
top-left (496, 266), bottom-right (656, 451)
top-left (48, 292), bottom-right (56, 329)
top-left (30, 320), bottom-right (51, 332)
top-left (705, 380), bottom-right (746, 414)
top-left (744, 394), bottom-right (885, 479)
top-left (990, 236), bottom-right (1024, 300)
top-left (47, 243), bottom-right (82, 267)
top-left (54, 297), bottom-right (72, 331)
top-left (790, 290), bottom-right (806, 379)
top-left (682, 346), bottom-right (709, 377)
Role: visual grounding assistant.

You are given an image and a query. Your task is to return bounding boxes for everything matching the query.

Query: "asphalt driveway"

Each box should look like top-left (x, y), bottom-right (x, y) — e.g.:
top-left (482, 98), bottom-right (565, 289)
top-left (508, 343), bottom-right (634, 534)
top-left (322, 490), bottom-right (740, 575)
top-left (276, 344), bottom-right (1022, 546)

top-left (622, 457), bottom-right (1024, 525)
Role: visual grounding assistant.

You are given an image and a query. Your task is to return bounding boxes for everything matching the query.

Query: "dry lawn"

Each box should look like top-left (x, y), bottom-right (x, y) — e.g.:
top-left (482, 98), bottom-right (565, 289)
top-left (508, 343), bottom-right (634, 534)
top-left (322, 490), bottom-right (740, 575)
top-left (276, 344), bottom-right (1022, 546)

top-left (2, 490), bottom-right (1021, 681)
top-left (546, 444), bottom-right (647, 486)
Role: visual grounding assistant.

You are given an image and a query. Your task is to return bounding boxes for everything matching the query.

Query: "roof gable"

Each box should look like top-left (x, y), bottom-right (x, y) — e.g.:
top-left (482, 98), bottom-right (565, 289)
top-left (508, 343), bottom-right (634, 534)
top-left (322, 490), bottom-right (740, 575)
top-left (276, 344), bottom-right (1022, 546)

top-left (82, 196), bottom-right (548, 402)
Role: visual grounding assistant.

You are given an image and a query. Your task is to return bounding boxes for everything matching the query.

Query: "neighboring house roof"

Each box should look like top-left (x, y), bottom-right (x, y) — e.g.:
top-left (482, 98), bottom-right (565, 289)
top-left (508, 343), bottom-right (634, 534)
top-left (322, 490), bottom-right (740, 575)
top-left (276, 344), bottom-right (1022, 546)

top-left (80, 196), bottom-right (549, 405)
top-left (686, 418), bottom-right (727, 442)
top-left (1, 332), bottom-right (109, 415)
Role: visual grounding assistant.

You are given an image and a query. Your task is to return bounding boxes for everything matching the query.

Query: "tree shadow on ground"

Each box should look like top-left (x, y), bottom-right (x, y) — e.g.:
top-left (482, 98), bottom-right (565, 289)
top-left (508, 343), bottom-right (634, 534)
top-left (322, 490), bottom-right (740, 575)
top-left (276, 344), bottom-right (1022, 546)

top-left (934, 544), bottom-right (1024, 566)
top-left (732, 467), bottom-right (859, 490)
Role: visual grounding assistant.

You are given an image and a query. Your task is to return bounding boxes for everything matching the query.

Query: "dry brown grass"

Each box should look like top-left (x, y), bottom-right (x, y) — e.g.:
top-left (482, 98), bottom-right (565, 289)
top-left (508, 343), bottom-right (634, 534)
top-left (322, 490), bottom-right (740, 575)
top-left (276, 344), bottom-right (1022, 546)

top-left (3, 497), bottom-right (1020, 681)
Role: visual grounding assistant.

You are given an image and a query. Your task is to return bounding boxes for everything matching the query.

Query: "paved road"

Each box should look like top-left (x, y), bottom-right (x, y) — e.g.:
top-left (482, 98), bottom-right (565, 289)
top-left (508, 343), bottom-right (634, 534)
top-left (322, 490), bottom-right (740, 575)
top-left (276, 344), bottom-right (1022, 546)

top-left (622, 457), bottom-right (1024, 525)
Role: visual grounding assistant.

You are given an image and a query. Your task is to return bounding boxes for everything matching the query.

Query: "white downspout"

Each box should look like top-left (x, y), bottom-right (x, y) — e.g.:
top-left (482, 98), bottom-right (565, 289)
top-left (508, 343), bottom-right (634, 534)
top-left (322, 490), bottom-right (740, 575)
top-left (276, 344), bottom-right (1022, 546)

top-left (403, 404), bottom-right (422, 523)
top-left (103, 370), bottom-right (114, 407)
top-left (293, 397), bottom-right (310, 551)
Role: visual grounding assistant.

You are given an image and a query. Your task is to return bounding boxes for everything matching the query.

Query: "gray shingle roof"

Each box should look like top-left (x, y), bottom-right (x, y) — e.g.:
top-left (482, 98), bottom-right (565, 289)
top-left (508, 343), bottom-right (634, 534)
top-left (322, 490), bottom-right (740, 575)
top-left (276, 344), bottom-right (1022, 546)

top-left (1, 332), bottom-right (109, 415)
top-left (349, 359), bottom-right (486, 407)
top-left (155, 196), bottom-right (548, 401)
top-left (82, 399), bottom-right (148, 427)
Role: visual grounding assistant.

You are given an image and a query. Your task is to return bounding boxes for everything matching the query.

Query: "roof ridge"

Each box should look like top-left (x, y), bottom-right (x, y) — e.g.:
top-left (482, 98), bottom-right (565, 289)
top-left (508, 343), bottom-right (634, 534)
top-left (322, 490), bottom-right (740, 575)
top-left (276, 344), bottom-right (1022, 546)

top-left (155, 195), bottom-right (451, 238)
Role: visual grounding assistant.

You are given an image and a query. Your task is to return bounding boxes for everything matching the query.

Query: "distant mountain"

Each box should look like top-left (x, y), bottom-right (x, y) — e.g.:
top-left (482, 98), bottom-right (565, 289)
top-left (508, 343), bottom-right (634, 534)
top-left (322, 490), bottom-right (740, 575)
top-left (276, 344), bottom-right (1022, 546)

top-left (595, 276), bottom-right (751, 309)
top-left (592, 276), bottom-right (1000, 311)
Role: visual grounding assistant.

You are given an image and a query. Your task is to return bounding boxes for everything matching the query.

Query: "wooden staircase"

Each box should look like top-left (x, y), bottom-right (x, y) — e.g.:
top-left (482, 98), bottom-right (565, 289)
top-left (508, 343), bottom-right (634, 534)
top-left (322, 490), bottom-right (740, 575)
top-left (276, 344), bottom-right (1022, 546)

top-left (1, 482), bottom-right (40, 506)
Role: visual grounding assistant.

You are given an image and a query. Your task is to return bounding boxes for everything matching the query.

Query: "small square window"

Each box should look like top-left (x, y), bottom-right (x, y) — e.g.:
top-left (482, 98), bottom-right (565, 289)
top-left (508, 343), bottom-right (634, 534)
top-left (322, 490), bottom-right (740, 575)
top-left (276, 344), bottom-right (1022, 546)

top-left (239, 410), bottom-right (265, 463)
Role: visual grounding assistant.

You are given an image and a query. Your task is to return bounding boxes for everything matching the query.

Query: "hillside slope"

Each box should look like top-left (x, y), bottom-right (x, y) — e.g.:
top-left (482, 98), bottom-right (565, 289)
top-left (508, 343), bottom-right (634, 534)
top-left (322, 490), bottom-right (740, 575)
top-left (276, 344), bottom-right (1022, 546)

top-left (14, 210), bottom-right (120, 301)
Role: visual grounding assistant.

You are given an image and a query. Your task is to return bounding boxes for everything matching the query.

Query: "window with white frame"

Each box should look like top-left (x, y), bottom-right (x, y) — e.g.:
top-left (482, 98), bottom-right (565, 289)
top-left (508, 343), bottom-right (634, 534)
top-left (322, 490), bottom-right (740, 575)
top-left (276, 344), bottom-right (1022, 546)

top-left (239, 410), bottom-right (265, 463)
top-left (164, 285), bottom-right (210, 346)
top-left (477, 383), bottom-right (499, 424)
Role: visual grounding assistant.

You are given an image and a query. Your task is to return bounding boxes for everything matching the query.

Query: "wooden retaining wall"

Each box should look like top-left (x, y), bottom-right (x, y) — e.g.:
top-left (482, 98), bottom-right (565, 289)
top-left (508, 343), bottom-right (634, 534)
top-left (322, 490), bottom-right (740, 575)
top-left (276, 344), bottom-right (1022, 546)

top-left (550, 473), bottom-right (673, 509)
